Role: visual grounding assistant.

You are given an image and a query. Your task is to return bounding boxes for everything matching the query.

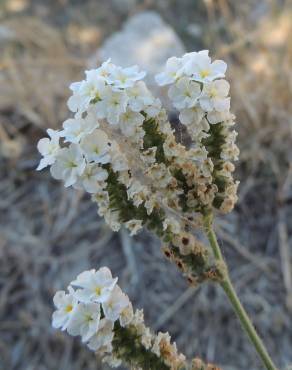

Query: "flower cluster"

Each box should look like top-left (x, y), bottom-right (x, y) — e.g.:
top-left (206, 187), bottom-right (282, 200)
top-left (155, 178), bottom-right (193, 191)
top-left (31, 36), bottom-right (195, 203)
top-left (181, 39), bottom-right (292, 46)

top-left (156, 50), bottom-right (239, 213)
top-left (52, 267), bottom-right (187, 369)
top-left (37, 52), bottom-right (238, 285)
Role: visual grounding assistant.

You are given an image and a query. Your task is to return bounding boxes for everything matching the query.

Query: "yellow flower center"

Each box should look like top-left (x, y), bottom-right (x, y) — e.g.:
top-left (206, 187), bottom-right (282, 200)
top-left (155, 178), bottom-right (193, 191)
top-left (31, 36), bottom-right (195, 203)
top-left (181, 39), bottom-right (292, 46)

top-left (65, 304), bottom-right (73, 313)
top-left (200, 69), bottom-right (210, 78)
top-left (95, 286), bottom-right (101, 295)
top-left (67, 161), bottom-right (77, 168)
top-left (209, 87), bottom-right (217, 98)
top-left (119, 76), bottom-right (127, 83)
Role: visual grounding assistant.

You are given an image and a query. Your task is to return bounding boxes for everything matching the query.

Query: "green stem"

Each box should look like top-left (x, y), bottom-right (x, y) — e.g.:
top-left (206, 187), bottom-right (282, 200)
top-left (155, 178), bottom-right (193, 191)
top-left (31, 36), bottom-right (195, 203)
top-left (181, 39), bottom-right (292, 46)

top-left (203, 213), bottom-right (277, 370)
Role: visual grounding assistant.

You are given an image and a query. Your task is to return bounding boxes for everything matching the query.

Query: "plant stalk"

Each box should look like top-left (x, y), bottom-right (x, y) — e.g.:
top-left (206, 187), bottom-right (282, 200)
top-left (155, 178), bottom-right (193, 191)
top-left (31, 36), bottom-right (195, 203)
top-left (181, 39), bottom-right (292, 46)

top-left (203, 213), bottom-right (277, 370)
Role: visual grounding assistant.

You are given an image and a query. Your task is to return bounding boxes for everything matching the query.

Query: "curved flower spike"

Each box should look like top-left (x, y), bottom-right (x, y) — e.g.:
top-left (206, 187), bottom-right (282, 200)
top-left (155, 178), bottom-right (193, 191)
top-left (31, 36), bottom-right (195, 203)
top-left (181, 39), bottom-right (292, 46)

top-left (52, 267), bottom-right (220, 370)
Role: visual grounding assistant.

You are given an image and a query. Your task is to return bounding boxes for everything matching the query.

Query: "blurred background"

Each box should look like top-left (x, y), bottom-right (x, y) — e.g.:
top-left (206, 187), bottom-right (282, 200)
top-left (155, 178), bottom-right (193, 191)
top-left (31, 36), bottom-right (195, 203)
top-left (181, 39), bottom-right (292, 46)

top-left (0, 0), bottom-right (292, 369)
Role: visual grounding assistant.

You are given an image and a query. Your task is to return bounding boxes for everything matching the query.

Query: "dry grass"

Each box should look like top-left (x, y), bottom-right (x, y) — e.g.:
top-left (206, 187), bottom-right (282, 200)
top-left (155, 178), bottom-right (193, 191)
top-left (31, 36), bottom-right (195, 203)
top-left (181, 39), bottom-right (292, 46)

top-left (0, 1), bottom-right (291, 369)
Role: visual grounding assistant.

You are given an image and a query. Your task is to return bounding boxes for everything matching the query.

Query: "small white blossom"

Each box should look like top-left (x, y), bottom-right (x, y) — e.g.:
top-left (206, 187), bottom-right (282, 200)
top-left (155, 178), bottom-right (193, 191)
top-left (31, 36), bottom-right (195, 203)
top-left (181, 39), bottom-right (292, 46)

top-left (119, 109), bottom-right (144, 137)
top-left (124, 219), bottom-right (143, 236)
top-left (199, 80), bottom-right (230, 112)
top-left (81, 129), bottom-right (111, 164)
top-left (127, 81), bottom-right (154, 112)
top-left (104, 209), bottom-right (122, 232)
top-left (74, 163), bottom-right (108, 193)
top-left (155, 57), bottom-right (183, 86)
top-left (179, 106), bottom-right (205, 126)
top-left (87, 318), bottom-right (114, 351)
top-left (102, 89), bottom-right (128, 125)
top-left (141, 327), bottom-right (153, 350)
top-left (96, 59), bottom-right (115, 80)
top-left (152, 331), bottom-right (171, 357)
top-left (207, 110), bottom-right (235, 125)
top-left (52, 287), bottom-right (78, 331)
top-left (68, 73), bottom-right (107, 113)
top-left (71, 267), bottom-right (118, 304)
top-left (109, 142), bottom-right (129, 171)
top-left (163, 217), bottom-right (181, 235)
top-left (184, 50), bottom-right (227, 82)
top-left (127, 180), bottom-right (148, 207)
top-left (60, 116), bottom-right (98, 144)
top-left (67, 302), bottom-right (101, 342)
top-left (103, 354), bottom-right (122, 368)
top-left (50, 144), bottom-right (85, 187)
top-left (107, 65), bottom-right (146, 89)
top-left (144, 98), bottom-right (162, 118)
top-left (168, 77), bottom-right (201, 109)
top-left (36, 129), bottom-right (60, 170)
top-left (144, 196), bottom-right (158, 215)
top-left (119, 302), bottom-right (134, 327)
top-left (102, 285), bottom-right (130, 322)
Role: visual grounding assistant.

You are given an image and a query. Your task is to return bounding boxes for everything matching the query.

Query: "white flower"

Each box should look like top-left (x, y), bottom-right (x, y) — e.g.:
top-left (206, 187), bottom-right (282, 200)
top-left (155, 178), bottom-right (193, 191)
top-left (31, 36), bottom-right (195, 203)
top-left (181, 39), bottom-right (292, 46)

top-left (144, 98), bottom-right (162, 118)
top-left (109, 142), bottom-right (129, 171)
top-left (186, 119), bottom-right (210, 141)
top-left (80, 129), bottom-right (110, 164)
top-left (103, 354), bottom-right (122, 368)
top-left (71, 267), bottom-right (118, 304)
top-left (124, 219), bottom-right (143, 236)
top-left (155, 57), bottom-right (183, 86)
top-left (107, 65), bottom-right (146, 89)
top-left (140, 147), bottom-right (157, 165)
top-left (168, 77), bottom-right (201, 109)
top-left (68, 73), bottom-right (107, 113)
top-left (207, 110), bottom-right (235, 125)
top-left (104, 210), bottom-right (122, 232)
top-left (119, 302), bottom-right (134, 327)
top-left (146, 163), bottom-right (173, 188)
top-left (87, 318), bottom-right (114, 351)
top-left (50, 144), bottom-right (85, 187)
top-left (67, 302), bottom-right (101, 342)
top-left (163, 217), bottom-right (181, 235)
top-left (221, 143), bottom-right (240, 161)
top-left (127, 81), bottom-right (154, 112)
top-left (179, 105), bottom-right (205, 126)
top-left (102, 89), bottom-right (128, 125)
top-left (92, 190), bottom-right (109, 208)
top-left (60, 115), bottom-right (98, 144)
top-left (36, 129), bottom-right (60, 170)
top-left (199, 80), bottom-right (230, 112)
top-left (141, 327), bottom-right (153, 349)
top-left (102, 285), bottom-right (130, 322)
top-left (144, 195), bottom-right (158, 215)
top-left (183, 50), bottom-right (227, 82)
top-left (119, 109), bottom-right (144, 137)
top-left (96, 59), bottom-right (115, 80)
top-left (152, 332), bottom-right (171, 357)
top-left (127, 180), bottom-right (148, 207)
top-left (74, 163), bottom-right (108, 193)
top-left (52, 287), bottom-right (78, 331)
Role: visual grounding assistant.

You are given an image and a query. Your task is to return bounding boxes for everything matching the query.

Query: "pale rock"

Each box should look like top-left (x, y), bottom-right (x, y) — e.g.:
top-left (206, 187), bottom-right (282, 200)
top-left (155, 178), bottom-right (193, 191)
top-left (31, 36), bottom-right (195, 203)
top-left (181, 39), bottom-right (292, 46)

top-left (89, 11), bottom-right (186, 105)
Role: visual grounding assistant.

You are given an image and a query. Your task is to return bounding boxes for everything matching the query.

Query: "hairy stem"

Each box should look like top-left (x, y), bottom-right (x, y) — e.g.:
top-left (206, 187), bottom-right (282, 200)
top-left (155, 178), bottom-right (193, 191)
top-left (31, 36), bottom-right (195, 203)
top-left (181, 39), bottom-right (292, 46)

top-left (203, 213), bottom-right (277, 370)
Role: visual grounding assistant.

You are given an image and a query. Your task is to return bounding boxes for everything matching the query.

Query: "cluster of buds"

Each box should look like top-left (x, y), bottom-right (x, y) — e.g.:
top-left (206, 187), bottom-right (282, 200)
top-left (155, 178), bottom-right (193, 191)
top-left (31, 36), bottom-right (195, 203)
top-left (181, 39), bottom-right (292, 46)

top-left (37, 51), bottom-right (238, 284)
top-left (52, 267), bottom-right (188, 369)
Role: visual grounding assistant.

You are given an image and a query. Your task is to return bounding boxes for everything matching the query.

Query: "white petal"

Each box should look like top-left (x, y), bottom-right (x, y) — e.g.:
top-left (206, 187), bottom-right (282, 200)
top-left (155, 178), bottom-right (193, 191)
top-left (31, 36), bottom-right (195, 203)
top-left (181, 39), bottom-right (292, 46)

top-left (211, 59), bottom-right (227, 76)
top-left (199, 97), bottom-right (213, 112)
top-left (214, 97), bottom-right (230, 112)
